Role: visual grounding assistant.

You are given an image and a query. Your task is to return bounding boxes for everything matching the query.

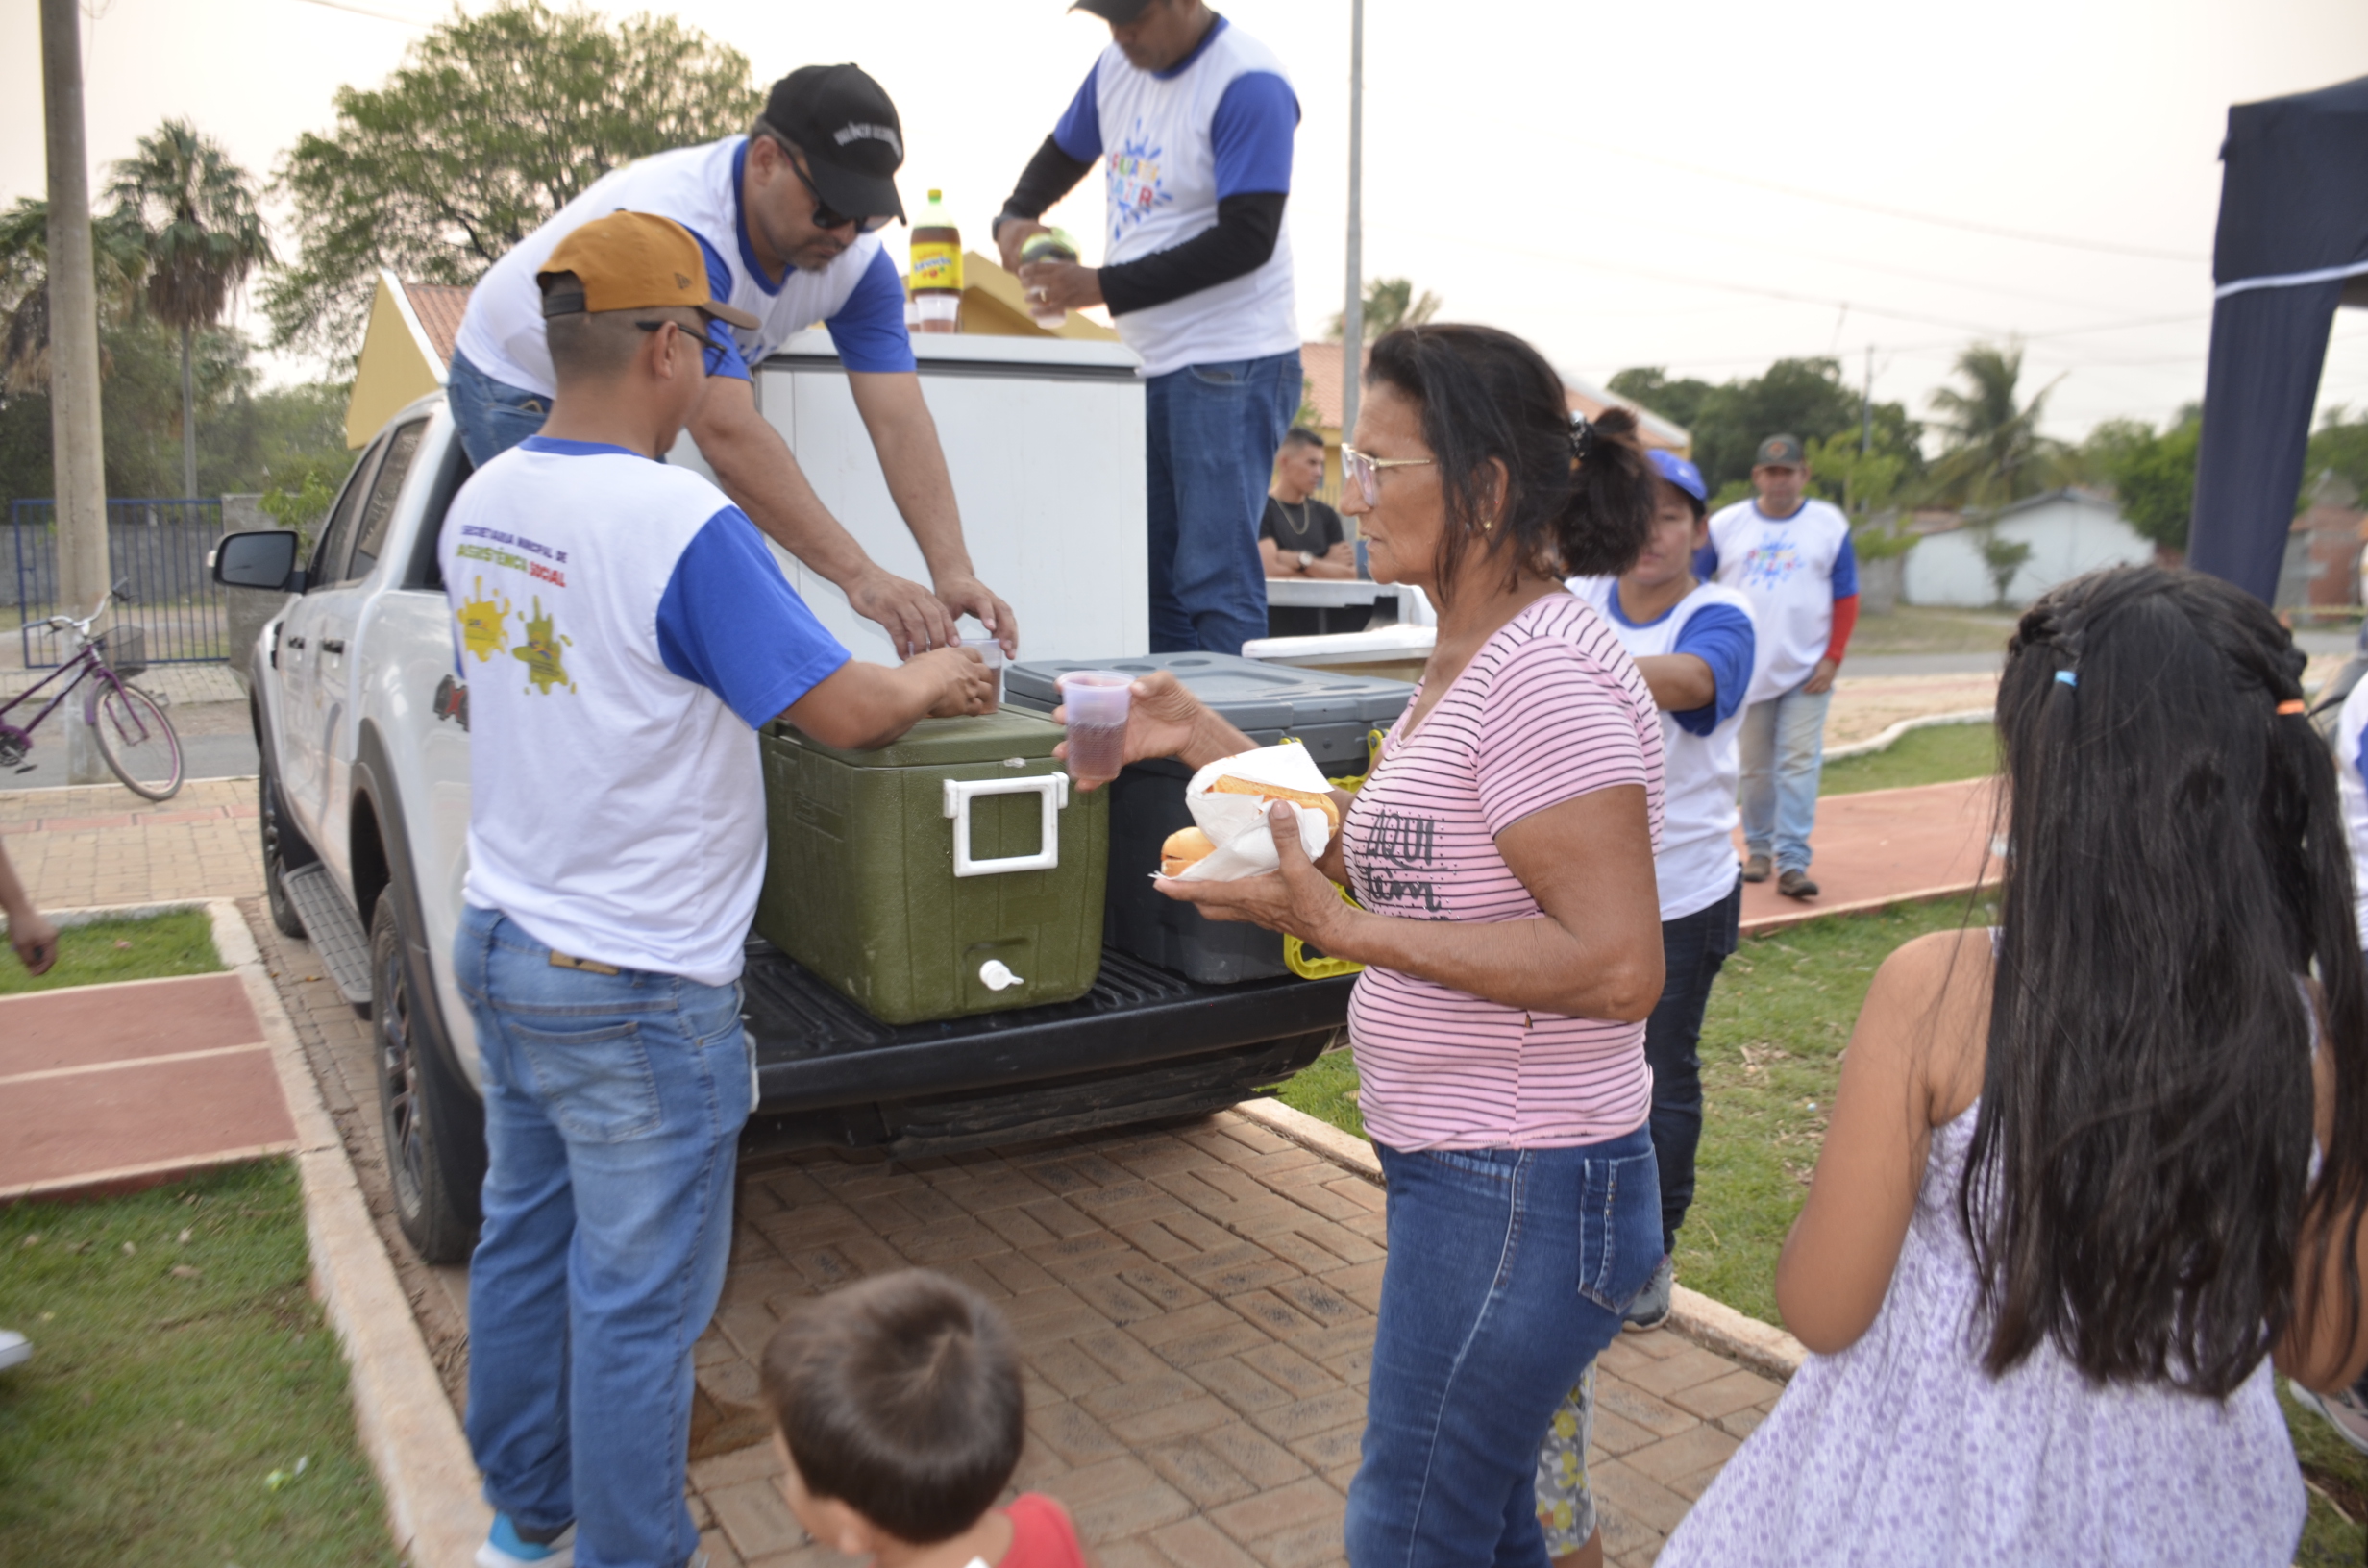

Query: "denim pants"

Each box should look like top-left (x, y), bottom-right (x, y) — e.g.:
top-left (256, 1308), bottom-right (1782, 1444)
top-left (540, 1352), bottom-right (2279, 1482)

top-left (1144, 349), bottom-right (1299, 654)
top-left (1644, 876), bottom-right (1742, 1256)
top-left (448, 350), bottom-right (553, 467)
top-left (1739, 679), bottom-right (1835, 873)
top-left (1345, 1130), bottom-right (1661, 1568)
top-left (455, 904), bottom-right (752, 1568)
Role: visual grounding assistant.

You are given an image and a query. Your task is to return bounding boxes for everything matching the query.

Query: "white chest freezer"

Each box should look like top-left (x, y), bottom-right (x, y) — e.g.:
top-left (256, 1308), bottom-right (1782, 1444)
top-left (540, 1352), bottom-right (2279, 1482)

top-left (676, 329), bottom-right (1148, 668)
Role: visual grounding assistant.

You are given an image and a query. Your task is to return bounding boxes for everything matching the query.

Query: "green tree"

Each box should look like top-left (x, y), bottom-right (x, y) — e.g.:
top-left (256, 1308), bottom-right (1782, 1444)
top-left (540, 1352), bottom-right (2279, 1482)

top-left (2096, 416), bottom-right (2200, 552)
top-left (1977, 527), bottom-right (2034, 608)
top-left (265, 0), bottom-right (763, 358)
top-left (1325, 277), bottom-right (1442, 341)
top-left (1927, 341), bottom-right (2063, 508)
top-left (1609, 358), bottom-right (1921, 501)
top-left (0, 197), bottom-right (153, 394)
top-left (106, 120), bottom-right (275, 499)
top-left (2307, 405), bottom-right (2368, 500)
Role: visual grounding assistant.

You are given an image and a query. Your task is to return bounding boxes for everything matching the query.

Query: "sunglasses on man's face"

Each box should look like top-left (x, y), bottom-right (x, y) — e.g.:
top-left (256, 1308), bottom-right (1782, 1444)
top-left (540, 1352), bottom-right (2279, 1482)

top-left (635, 319), bottom-right (730, 376)
top-left (785, 155), bottom-right (896, 235)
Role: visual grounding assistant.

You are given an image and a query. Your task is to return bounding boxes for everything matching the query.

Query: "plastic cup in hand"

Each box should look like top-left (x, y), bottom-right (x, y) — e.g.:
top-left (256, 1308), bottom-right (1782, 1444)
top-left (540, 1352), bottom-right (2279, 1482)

top-left (959, 635), bottom-right (1006, 705)
top-left (1057, 671), bottom-right (1133, 785)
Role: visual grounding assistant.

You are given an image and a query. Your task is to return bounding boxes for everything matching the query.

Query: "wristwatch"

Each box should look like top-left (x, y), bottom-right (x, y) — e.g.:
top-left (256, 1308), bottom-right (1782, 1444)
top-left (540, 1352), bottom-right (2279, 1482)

top-left (1297, 550), bottom-right (1315, 571)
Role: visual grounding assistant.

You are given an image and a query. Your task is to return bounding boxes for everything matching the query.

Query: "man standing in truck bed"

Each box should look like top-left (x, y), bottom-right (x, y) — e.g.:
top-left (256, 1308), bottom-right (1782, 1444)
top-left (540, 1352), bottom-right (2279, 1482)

top-left (449, 62), bottom-right (1016, 657)
top-left (995, 0), bottom-right (1301, 655)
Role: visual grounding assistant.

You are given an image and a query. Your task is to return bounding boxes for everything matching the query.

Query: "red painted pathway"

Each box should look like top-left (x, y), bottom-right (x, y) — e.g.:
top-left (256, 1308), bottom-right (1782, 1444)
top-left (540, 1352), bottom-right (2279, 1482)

top-left (1738, 776), bottom-right (1996, 935)
top-left (0, 970), bottom-right (294, 1201)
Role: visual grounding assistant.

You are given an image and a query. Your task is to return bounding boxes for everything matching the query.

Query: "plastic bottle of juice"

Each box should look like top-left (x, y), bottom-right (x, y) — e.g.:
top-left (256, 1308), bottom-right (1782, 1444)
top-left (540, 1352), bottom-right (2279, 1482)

top-left (1019, 229), bottom-right (1078, 331)
top-left (909, 190), bottom-right (962, 334)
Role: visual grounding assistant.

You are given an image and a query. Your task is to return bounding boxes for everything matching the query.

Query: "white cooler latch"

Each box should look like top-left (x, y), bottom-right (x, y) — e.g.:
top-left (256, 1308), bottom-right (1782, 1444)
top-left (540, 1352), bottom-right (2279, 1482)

top-left (942, 773), bottom-right (1069, 878)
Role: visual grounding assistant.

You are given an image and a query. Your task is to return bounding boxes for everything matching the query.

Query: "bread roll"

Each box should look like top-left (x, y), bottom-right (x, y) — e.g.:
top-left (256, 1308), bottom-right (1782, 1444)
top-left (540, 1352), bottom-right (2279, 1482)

top-left (1206, 774), bottom-right (1342, 831)
top-left (1160, 826), bottom-right (1216, 877)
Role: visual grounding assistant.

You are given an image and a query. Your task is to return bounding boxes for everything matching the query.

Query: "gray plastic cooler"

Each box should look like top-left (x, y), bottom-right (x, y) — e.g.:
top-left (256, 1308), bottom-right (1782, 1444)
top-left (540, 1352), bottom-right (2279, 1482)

top-left (1006, 652), bottom-right (1414, 984)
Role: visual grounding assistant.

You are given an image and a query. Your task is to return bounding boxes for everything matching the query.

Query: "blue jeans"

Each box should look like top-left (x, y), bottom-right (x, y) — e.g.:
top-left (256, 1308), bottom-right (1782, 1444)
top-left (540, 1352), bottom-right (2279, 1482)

top-left (455, 904), bottom-right (752, 1568)
top-left (1739, 680), bottom-right (1835, 873)
top-left (1345, 1130), bottom-right (1661, 1568)
top-left (1145, 350), bottom-right (1299, 654)
top-left (449, 350), bottom-right (553, 467)
top-left (1644, 876), bottom-right (1741, 1255)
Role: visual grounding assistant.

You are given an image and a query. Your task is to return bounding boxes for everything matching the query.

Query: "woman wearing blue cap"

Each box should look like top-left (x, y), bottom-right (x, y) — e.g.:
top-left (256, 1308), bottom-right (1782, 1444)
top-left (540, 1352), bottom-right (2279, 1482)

top-left (1541, 447), bottom-right (1756, 1566)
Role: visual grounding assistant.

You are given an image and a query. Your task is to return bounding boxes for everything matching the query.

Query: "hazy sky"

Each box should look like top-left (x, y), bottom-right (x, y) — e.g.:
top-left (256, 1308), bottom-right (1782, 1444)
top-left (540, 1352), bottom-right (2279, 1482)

top-left (6, 0), bottom-right (2367, 445)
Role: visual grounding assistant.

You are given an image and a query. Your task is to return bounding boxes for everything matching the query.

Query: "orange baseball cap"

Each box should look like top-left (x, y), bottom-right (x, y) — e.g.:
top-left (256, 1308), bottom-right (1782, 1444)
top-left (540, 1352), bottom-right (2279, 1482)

top-left (536, 211), bottom-right (758, 329)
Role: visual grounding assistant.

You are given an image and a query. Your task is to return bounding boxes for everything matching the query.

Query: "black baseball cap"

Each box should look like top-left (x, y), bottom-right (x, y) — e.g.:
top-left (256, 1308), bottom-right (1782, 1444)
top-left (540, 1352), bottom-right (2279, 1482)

top-left (1754, 434), bottom-right (1807, 468)
top-left (760, 64), bottom-right (907, 226)
top-left (1072, 0), bottom-right (1156, 22)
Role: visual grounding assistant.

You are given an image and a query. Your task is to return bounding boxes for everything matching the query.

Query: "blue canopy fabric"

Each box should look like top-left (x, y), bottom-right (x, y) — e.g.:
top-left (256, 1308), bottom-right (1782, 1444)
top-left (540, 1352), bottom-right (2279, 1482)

top-left (2188, 75), bottom-right (2368, 603)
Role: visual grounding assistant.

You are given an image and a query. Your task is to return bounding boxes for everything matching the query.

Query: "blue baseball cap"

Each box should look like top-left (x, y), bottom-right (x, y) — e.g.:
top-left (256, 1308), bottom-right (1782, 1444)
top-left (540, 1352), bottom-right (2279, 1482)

top-left (1648, 449), bottom-right (1707, 504)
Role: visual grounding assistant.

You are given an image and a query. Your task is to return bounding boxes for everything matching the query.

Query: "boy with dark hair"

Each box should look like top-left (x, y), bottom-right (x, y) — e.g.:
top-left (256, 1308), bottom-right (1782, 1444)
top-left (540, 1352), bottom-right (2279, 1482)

top-left (762, 1270), bottom-right (1087, 1568)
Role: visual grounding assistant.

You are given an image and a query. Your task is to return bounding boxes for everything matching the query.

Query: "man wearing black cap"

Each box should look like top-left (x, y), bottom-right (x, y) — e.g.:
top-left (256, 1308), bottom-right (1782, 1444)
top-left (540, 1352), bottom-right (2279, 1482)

top-left (450, 64), bottom-right (1016, 657)
top-left (993, 0), bottom-right (1302, 654)
top-left (1697, 434), bottom-right (1861, 899)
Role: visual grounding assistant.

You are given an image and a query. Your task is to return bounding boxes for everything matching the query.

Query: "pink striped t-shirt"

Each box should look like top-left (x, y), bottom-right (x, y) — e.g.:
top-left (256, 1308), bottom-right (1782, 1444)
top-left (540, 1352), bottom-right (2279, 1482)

top-left (1343, 591), bottom-right (1665, 1151)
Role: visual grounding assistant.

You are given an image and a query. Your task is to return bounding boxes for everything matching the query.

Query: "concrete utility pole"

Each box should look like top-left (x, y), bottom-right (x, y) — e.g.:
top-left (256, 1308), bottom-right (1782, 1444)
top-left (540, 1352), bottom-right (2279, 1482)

top-left (1339, 0), bottom-right (1365, 450)
top-left (42, 0), bottom-right (110, 783)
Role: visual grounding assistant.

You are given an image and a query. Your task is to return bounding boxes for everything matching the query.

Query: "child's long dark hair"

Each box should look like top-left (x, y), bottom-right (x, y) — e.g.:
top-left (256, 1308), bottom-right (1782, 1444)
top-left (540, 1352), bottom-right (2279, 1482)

top-left (1966, 565), bottom-right (2368, 1395)
top-left (1363, 324), bottom-right (1656, 601)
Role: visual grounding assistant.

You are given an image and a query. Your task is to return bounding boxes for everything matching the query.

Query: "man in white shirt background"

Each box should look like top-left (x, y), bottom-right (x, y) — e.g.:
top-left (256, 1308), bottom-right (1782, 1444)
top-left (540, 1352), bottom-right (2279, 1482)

top-left (448, 63), bottom-right (1015, 658)
top-left (996, 0), bottom-right (1302, 655)
top-left (1698, 434), bottom-right (1860, 900)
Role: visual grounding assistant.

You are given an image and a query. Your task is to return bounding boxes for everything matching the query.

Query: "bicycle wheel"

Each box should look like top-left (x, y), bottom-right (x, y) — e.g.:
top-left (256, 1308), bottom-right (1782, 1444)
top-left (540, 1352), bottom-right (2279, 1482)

top-left (93, 680), bottom-right (183, 801)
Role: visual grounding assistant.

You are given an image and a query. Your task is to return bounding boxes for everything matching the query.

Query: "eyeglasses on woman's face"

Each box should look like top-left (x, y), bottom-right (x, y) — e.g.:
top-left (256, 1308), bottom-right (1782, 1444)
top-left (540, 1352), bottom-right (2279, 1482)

top-left (1340, 444), bottom-right (1436, 508)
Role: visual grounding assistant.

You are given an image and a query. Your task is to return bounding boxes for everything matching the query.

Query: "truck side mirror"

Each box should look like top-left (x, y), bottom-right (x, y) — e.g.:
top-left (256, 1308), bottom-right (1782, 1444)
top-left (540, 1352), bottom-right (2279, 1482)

top-left (213, 529), bottom-right (305, 593)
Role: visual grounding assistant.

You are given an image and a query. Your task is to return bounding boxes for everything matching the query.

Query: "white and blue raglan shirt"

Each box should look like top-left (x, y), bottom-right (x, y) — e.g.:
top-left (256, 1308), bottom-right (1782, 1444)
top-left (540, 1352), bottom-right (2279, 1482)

top-left (2337, 675), bottom-right (2368, 947)
top-left (1569, 577), bottom-right (1759, 921)
top-left (439, 436), bottom-right (851, 985)
top-left (453, 138), bottom-right (913, 400)
top-left (1052, 18), bottom-right (1300, 379)
top-left (1698, 498), bottom-right (1858, 703)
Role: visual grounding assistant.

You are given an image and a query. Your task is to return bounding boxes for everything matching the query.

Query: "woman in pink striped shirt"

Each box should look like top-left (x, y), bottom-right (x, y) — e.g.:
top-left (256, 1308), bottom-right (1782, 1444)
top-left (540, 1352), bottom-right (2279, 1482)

top-left (1061, 324), bottom-right (1668, 1568)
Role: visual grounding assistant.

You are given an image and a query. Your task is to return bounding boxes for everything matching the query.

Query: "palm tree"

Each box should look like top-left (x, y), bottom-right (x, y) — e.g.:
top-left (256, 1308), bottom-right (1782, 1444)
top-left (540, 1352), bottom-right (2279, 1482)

top-left (0, 197), bottom-right (152, 396)
top-left (1927, 342), bottom-right (2064, 509)
top-left (106, 120), bottom-right (272, 499)
top-left (1326, 278), bottom-right (1443, 341)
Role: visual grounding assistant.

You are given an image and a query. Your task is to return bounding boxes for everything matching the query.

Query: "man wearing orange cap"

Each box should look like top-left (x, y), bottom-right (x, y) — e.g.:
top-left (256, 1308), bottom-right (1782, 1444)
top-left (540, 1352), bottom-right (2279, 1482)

top-left (441, 211), bottom-right (995, 1568)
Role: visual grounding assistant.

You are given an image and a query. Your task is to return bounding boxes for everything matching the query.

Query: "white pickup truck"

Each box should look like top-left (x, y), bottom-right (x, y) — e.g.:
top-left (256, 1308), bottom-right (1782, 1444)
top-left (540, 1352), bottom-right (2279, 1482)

top-left (215, 392), bottom-right (1355, 1265)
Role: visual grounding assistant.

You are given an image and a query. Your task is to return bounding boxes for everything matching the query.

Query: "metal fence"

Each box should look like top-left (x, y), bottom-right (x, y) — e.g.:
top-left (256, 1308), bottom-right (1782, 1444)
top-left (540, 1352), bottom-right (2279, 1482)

top-left (10, 499), bottom-right (230, 668)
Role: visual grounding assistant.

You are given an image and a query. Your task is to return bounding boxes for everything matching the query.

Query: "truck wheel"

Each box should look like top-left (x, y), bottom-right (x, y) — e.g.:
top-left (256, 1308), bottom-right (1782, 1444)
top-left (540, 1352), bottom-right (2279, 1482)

top-left (259, 748), bottom-right (312, 940)
top-left (372, 890), bottom-right (481, 1263)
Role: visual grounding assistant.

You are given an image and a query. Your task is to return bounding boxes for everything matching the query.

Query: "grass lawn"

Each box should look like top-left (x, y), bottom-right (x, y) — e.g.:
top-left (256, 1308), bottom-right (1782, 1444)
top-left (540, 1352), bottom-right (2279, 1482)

top-left (0, 908), bottom-right (221, 996)
top-left (0, 1161), bottom-right (398, 1564)
top-left (1276, 891), bottom-right (2367, 1561)
top-left (1846, 604), bottom-right (2019, 658)
top-left (1819, 723), bottom-right (1996, 796)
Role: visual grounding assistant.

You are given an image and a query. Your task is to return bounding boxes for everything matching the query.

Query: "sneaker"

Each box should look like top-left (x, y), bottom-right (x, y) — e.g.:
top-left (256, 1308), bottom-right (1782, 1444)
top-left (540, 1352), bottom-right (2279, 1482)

top-left (1778, 869), bottom-right (1819, 900)
top-left (1741, 853), bottom-right (1772, 884)
top-left (0, 1330), bottom-right (28, 1371)
top-left (1624, 1255), bottom-right (1674, 1333)
top-left (478, 1516), bottom-right (576, 1568)
top-left (2293, 1379), bottom-right (2368, 1457)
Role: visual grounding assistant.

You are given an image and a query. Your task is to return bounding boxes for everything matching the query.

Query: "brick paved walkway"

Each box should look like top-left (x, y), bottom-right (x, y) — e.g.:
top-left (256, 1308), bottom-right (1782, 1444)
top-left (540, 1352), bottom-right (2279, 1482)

top-left (0, 777), bottom-right (262, 909)
top-left (248, 900), bottom-right (1779, 1568)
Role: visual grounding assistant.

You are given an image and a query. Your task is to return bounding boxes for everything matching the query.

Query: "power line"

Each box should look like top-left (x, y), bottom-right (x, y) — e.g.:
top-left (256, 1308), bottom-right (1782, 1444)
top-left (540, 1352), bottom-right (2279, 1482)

top-left (1480, 112), bottom-right (2208, 265)
top-left (288, 0), bottom-right (426, 25)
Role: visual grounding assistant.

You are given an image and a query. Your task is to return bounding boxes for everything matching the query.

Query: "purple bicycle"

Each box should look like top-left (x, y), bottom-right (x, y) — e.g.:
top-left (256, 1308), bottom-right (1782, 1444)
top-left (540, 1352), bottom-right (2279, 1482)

top-left (1, 583), bottom-right (184, 800)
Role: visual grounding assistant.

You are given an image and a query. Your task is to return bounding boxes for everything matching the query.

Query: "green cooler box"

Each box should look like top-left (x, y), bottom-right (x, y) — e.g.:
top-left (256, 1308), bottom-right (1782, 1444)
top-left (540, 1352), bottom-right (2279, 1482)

top-left (753, 710), bottom-right (1108, 1025)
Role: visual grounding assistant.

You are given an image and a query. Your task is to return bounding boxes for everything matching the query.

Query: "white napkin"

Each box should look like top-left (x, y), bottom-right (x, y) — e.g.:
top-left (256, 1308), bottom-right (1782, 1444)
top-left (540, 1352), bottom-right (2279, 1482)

top-left (1166, 744), bottom-right (1337, 881)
